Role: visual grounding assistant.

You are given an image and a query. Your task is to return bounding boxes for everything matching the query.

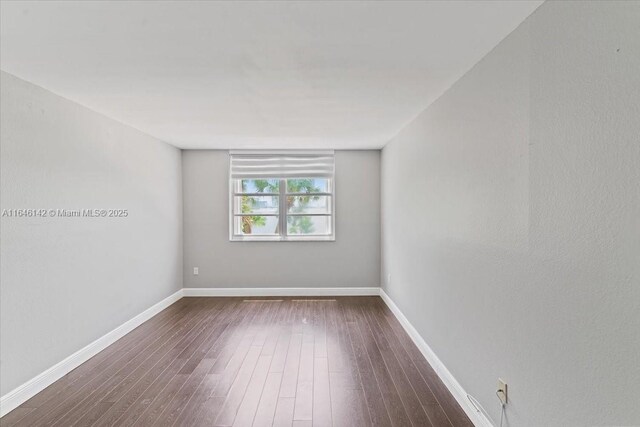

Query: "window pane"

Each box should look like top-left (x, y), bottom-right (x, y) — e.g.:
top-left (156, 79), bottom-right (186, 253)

top-left (234, 216), bottom-right (279, 235)
top-left (286, 178), bottom-right (330, 193)
top-left (234, 195), bottom-right (278, 215)
top-left (287, 195), bottom-right (331, 214)
top-left (237, 179), bottom-right (279, 193)
top-left (286, 215), bottom-right (331, 235)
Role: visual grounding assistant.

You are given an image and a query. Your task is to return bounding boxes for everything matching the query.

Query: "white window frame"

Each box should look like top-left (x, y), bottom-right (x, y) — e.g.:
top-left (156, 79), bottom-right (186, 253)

top-left (228, 151), bottom-right (335, 242)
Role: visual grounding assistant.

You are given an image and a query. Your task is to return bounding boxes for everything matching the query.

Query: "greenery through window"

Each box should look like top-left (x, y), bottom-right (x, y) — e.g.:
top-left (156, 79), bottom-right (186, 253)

top-left (231, 178), bottom-right (334, 241)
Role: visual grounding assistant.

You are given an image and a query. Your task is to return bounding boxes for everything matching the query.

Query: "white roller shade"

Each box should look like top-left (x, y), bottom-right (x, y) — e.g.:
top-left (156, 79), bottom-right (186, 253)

top-left (230, 151), bottom-right (335, 179)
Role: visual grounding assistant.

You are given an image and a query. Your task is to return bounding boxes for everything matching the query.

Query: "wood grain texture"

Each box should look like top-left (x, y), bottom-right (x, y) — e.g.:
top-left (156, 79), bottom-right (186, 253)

top-left (1, 297), bottom-right (472, 427)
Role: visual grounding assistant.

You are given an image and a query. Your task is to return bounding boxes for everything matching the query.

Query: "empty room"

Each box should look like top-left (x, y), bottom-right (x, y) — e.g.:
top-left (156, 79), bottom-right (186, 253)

top-left (1, 1), bottom-right (638, 426)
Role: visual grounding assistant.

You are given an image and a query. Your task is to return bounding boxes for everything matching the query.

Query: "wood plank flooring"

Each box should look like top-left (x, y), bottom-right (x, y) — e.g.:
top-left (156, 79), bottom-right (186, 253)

top-left (1, 297), bottom-right (473, 427)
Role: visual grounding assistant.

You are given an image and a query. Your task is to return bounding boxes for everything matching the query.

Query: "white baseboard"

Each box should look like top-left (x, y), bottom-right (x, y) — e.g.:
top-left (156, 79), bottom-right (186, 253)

top-left (0, 289), bottom-right (184, 417)
top-left (183, 287), bottom-right (380, 297)
top-left (379, 289), bottom-right (493, 427)
top-left (2, 286), bottom-right (489, 426)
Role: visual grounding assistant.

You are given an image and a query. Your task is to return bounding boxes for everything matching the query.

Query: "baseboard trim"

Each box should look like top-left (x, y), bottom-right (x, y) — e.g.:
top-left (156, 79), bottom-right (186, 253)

top-left (379, 289), bottom-right (493, 427)
top-left (1, 286), bottom-right (490, 425)
top-left (183, 287), bottom-right (381, 297)
top-left (0, 289), bottom-right (184, 417)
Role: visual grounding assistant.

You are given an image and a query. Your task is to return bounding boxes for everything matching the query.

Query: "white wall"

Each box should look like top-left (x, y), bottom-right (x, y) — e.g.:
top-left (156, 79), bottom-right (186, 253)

top-left (183, 150), bottom-right (380, 288)
top-left (381, 1), bottom-right (640, 426)
top-left (0, 72), bottom-right (183, 396)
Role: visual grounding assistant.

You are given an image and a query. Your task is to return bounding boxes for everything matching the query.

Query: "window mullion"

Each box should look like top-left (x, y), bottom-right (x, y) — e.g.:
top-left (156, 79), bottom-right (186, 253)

top-left (279, 178), bottom-right (287, 239)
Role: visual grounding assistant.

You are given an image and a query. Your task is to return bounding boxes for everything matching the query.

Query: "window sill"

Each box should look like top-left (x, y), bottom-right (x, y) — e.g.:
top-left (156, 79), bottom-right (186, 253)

top-left (229, 235), bottom-right (335, 242)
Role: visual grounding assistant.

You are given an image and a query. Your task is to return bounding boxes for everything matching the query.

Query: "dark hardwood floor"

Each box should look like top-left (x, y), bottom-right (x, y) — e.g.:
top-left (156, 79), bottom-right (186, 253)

top-left (1, 297), bottom-right (473, 427)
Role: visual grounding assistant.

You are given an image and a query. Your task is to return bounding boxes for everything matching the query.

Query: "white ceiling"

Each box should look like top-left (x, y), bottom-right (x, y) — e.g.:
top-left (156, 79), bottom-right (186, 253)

top-left (0, 1), bottom-right (542, 149)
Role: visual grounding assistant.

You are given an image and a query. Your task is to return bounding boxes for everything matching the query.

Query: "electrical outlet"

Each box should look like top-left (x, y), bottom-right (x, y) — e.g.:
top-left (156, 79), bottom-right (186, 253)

top-left (387, 274), bottom-right (391, 284)
top-left (497, 378), bottom-right (507, 404)
top-left (193, 267), bottom-right (199, 276)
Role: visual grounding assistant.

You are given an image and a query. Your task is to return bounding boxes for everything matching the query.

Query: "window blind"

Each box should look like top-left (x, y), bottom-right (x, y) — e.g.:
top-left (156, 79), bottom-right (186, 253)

top-left (229, 151), bottom-right (335, 179)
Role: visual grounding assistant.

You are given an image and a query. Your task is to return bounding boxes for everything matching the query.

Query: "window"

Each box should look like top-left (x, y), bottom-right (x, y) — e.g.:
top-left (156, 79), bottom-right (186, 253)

top-left (229, 151), bottom-right (335, 241)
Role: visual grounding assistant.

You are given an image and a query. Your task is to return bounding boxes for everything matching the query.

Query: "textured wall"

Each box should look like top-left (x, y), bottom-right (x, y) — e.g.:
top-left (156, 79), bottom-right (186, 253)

top-left (0, 72), bottom-right (183, 395)
top-left (381, 1), bottom-right (640, 425)
top-left (183, 150), bottom-right (380, 288)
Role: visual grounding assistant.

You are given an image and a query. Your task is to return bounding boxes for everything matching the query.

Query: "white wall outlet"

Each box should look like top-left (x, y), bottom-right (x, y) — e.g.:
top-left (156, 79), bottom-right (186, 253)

top-left (193, 267), bottom-right (199, 276)
top-left (387, 274), bottom-right (391, 284)
top-left (497, 378), bottom-right (508, 404)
